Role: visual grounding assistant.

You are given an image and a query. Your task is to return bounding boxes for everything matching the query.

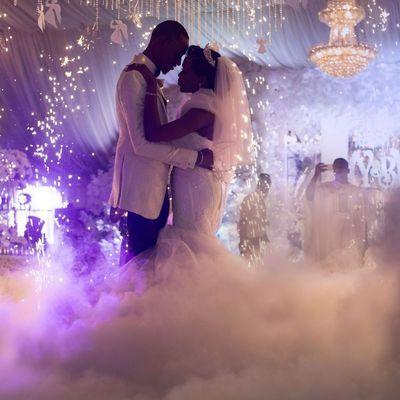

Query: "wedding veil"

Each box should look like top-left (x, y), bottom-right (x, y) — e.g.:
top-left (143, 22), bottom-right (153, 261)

top-left (212, 56), bottom-right (254, 172)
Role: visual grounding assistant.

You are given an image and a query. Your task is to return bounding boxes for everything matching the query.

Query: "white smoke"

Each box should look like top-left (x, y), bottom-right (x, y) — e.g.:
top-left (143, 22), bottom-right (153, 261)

top-left (1, 205), bottom-right (400, 400)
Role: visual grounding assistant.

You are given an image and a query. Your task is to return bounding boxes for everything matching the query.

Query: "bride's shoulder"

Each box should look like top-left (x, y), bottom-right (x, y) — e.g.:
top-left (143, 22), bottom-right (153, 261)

top-left (185, 89), bottom-right (216, 113)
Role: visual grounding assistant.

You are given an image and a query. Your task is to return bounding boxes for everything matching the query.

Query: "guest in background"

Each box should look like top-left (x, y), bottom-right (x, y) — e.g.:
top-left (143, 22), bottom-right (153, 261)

top-left (304, 158), bottom-right (367, 268)
top-left (238, 173), bottom-right (271, 261)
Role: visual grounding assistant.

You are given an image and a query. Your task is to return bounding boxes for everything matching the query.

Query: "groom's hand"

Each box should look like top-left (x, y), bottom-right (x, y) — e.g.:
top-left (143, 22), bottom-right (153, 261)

top-left (196, 149), bottom-right (214, 170)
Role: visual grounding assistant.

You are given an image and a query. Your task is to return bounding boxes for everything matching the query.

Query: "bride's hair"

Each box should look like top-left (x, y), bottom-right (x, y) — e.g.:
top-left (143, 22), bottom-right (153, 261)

top-left (186, 45), bottom-right (221, 90)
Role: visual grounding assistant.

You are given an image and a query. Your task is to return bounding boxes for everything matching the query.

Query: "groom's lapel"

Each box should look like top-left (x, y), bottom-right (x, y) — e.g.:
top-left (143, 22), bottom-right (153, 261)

top-left (157, 79), bottom-right (168, 107)
top-left (157, 88), bottom-right (168, 109)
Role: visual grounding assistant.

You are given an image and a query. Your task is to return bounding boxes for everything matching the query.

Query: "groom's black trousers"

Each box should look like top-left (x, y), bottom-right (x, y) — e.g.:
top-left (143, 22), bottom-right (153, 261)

top-left (125, 191), bottom-right (169, 262)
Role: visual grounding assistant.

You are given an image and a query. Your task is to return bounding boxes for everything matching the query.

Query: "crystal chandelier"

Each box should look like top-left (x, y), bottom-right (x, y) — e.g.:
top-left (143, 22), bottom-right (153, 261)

top-left (309, 0), bottom-right (376, 78)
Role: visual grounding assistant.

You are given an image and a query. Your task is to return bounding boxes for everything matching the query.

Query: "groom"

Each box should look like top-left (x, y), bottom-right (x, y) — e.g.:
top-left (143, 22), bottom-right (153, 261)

top-left (109, 20), bottom-right (213, 261)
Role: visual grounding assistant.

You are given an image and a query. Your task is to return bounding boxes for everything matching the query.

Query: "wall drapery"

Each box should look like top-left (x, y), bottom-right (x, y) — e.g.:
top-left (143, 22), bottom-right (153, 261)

top-left (0, 0), bottom-right (399, 175)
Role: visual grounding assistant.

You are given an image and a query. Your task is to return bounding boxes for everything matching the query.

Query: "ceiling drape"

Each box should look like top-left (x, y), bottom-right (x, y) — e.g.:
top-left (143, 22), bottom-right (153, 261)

top-left (0, 0), bottom-right (399, 174)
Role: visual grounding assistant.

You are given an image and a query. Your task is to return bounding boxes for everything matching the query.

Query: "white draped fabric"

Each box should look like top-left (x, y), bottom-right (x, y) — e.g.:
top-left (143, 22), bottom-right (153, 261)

top-left (1, 0), bottom-right (399, 66)
top-left (0, 0), bottom-right (399, 173)
top-left (0, 29), bottom-right (139, 171)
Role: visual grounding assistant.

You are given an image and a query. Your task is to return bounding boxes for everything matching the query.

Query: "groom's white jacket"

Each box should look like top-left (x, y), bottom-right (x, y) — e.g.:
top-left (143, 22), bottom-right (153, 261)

top-left (109, 54), bottom-right (197, 219)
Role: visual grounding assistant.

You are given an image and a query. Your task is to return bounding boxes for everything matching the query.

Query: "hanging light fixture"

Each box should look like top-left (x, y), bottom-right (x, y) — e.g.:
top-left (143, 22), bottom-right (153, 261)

top-left (309, 0), bottom-right (376, 78)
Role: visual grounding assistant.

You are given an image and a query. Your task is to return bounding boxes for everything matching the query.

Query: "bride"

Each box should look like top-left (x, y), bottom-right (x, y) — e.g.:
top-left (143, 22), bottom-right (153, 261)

top-left (120, 44), bottom-right (253, 287)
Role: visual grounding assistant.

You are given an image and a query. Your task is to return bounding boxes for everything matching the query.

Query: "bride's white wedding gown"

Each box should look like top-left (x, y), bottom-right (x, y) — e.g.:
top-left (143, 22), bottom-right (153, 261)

top-left (171, 88), bottom-right (232, 235)
top-left (119, 89), bottom-right (237, 290)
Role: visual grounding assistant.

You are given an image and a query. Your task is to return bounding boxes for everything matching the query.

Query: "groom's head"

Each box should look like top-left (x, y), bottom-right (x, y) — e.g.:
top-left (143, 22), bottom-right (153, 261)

top-left (146, 20), bottom-right (189, 74)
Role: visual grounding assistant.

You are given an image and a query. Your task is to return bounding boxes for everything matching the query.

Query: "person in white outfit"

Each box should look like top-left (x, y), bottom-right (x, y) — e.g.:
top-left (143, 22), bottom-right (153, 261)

top-left (129, 44), bottom-right (253, 243)
top-left (117, 44), bottom-right (253, 292)
top-left (109, 21), bottom-right (213, 261)
top-left (304, 158), bottom-right (367, 267)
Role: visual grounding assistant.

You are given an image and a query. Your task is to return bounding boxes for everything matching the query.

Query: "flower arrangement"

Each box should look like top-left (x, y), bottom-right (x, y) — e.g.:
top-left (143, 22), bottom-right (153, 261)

top-left (84, 167), bottom-right (114, 216)
top-left (0, 223), bottom-right (28, 254)
top-left (0, 149), bottom-right (33, 188)
top-left (54, 165), bottom-right (121, 276)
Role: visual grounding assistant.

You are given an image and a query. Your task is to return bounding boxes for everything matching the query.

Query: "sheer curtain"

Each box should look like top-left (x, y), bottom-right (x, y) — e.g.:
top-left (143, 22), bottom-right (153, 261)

top-left (0, 0), bottom-right (399, 174)
top-left (0, 29), bottom-right (141, 173)
top-left (2, 0), bottom-right (399, 66)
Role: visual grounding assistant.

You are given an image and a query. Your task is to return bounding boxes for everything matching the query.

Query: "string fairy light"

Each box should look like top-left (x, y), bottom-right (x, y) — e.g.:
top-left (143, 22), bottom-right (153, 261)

top-left (0, 13), bottom-right (12, 54)
top-left (22, 0), bottom-right (290, 51)
top-left (197, 0), bottom-right (201, 44)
